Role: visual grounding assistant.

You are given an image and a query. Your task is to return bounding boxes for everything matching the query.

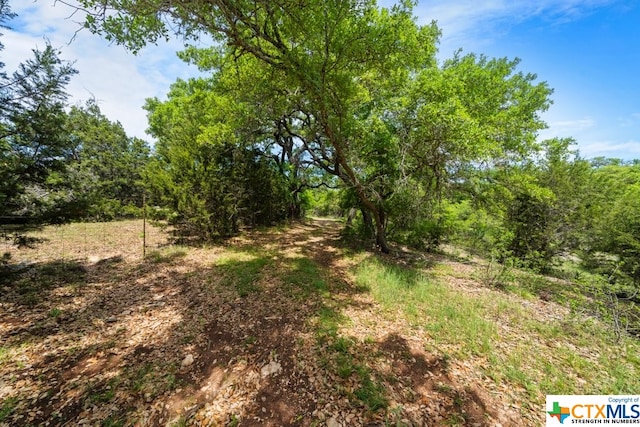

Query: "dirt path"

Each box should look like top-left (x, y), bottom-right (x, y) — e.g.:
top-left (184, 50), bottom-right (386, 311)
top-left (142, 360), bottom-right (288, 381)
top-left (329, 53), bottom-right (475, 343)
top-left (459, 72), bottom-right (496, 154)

top-left (1, 219), bottom-right (526, 426)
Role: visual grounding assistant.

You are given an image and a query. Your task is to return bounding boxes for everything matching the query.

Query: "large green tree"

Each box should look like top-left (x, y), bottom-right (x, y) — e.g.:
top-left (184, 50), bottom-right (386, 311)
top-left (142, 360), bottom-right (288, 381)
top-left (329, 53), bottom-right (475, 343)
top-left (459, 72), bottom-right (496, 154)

top-left (67, 99), bottom-right (150, 219)
top-left (144, 77), bottom-right (291, 238)
top-left (1, 1), bottom-right (79, 223)
top-left (72, 0), bottom-right (553, 251)
top-left (384, 53), bottom-right (551, 247)
top-left (72, 0), bottom-right (439, 251)
top-left (587, 162), bottom-right (640, 287)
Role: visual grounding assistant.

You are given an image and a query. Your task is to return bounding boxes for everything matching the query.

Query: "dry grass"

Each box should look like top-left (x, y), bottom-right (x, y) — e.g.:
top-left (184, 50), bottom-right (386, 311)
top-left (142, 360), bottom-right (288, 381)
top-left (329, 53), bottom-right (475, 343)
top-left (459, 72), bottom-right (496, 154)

top-left (1, 219), bottom-right (638, 427)
top-left (2, 219), bottom-right (168, 264)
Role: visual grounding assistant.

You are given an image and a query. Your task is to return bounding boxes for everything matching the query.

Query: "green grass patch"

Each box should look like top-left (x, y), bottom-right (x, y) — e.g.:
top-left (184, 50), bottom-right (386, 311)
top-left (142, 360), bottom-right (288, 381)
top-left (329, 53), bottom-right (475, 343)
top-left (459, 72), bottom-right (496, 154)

top-left (354, 368), bottom-right (388, 411)
top-left (130, 363), bottom-right (154, 395)
top-left (88, 377), bottom-right (120, 404)
top-left (0, 396), bottom-right (18, 422)
top-left (352, 254), bottom-right (640, 402)
top-left (355, 258), bottom-right (496, 357)
top-left (312, 303), bottom-right (388, 411)
top-left (481, 293), bottom-right (640, 397)
top-left (119, 361), bottom-right (181, 401)
top-left (101, 414), bottom-right (126, 427)
top-left (0, 346), bottom-right (9, 366)
top-left (315, 305), bottom-right (347, 343)
top-left (279, 257), bottom-right (328, 299)
top-left (48, 308), bottom-right (62, 318)
top-left (146, 247), bottom-right (187, 264)
top-left (216, 249), bottom-right (271, 296)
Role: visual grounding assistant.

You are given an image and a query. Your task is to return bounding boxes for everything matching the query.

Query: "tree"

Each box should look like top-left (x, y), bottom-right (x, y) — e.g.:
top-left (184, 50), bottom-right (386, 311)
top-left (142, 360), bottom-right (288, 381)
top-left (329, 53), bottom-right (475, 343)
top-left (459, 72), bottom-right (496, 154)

top-left (144, 77), bottom-right (291, 238)
top-left (586, 163), bottom-right (640, 287)
top-left (1, 1), bottom-right (79, 223)
top-left (71, 0), bottom-right (438, 251)
top-left (72, 0), bottom-right (553, 252)
top-left (384, 53), bottom-right (552, 249)
top-left (66, 99), bottom-right (150, 219)
top-left (606, 183), bottom-right (640, 286)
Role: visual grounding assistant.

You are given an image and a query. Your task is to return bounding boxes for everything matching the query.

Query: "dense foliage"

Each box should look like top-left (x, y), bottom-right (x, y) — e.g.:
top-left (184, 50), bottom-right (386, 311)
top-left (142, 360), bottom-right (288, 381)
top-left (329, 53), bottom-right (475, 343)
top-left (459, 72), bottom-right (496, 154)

top-left (1, 0), bottom-right (79, 224)
top-left (67, 99), bottom-right (149, 220)
top-left (2, 0), bottom-right (638, 304)
top-left (73, 0), bottom-right (555, 252)
top-left (144, 77), bottom-right (293, 238)
top-left (0, 1), bottom-right (149, 229)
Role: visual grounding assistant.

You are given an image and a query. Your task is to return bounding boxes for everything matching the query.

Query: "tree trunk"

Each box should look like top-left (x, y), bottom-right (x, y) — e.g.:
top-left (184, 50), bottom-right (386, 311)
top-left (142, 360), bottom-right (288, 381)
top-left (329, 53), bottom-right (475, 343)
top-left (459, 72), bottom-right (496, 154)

top-left (372, 208), bottom-right (390, 253)
top-left (317, 107), bottom-right (391, 253)
top-left (360, 208), bottom-right (373, 238)
top-left (346, 207), bottom-right (357, 228)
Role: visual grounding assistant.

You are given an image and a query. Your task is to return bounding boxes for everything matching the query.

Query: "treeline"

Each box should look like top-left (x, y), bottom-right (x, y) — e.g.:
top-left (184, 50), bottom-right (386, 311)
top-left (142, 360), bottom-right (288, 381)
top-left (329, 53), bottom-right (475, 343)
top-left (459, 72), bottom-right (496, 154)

top-left (0, 0), bottom-right (300, 235)
top-left (0, 1), bottom-right (148, 225)
top-left (2, 0), bottom-right (639, 294)
top-left (318, 143), bottom-right (640, 291)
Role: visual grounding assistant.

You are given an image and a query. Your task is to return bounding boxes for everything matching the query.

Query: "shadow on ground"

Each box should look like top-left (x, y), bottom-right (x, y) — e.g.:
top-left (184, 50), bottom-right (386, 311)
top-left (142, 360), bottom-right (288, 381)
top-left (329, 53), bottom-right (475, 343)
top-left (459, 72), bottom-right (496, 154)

top-left (0, 219), bottom-right (496, 426)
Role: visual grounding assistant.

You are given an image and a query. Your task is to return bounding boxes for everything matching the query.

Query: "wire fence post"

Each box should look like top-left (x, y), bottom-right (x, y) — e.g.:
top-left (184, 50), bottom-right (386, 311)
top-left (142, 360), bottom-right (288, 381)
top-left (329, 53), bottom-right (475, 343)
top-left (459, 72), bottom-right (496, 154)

top-left (142, 192), bottom-right (147, 259)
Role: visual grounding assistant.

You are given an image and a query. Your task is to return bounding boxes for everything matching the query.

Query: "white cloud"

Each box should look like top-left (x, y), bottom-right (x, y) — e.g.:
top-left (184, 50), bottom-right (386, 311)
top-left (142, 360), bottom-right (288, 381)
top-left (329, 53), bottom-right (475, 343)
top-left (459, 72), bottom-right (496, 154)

top-left (537, 116), bottom-right (595, 142)
top-left (2, 1), bottom-right (203, 140)
top-left (551, 118), bottom-right (596, 132)
top-left (579, 140), bottom-right (640, 159)
top-left (407, 0), bottom-right (616, 55)
top-left (617, 113), bottom-right (640, 128)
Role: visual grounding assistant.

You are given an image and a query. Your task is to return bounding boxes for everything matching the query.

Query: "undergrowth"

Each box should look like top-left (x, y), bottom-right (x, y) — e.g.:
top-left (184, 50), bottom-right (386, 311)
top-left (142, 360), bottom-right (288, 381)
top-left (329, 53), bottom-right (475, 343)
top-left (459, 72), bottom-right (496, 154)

top-left (352, 256), bottom-right (640, 401)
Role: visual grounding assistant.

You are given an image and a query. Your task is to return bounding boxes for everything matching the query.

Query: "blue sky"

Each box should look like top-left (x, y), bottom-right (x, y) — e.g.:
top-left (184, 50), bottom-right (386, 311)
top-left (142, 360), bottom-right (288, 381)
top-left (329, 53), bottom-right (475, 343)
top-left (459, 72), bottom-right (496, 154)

top-left (2, 0), bottom-right (639, 159)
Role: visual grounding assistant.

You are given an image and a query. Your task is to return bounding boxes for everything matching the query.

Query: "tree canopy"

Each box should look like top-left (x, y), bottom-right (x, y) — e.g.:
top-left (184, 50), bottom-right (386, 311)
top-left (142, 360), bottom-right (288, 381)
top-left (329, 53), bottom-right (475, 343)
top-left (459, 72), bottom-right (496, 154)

top-left (72, 0), bottom-right (553, 252)
top-left (2, 0), bottom-right (637, 291)
top-left (1, 1), bottom-right (149, 228)
top-left (0, 15), bottom-right (79, 223)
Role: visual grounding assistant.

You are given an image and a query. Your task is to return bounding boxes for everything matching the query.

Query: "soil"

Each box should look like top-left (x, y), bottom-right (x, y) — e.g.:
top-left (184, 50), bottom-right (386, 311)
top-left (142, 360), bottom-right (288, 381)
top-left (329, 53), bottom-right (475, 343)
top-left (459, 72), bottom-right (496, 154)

top-left (0, 219), bottom-right (540, 426)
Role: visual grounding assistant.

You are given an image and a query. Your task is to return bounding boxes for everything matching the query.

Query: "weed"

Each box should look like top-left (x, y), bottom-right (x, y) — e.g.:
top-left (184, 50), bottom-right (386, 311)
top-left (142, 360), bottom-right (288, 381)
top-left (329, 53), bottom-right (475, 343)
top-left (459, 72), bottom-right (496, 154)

top-left (354, 371), bottom-right (387, 411)
top-left (280, 257), bottom-right (328, 298)
top-left (217, 250), bottom-right (270, 296)
top-left (89, 377), bottom-right (119, 403)
top-left (312, 302), bottom-right (387, 411)
top-left (480, 255), bottom-right (516, 289)
top-left (385, 406), bottom-right (409, 427)
top-left (331, 336), bottom-right (353, 353)
top-left (0, 346), bottom-right (9, 366)
top-left (315, 306), bottom-right (345, 342)
top-left (164, 372), bottom-right (180, 391)
top-left (180, 333), bottom-right (195, 344)
top-left (131, 363), bottom-right (153, 394)
top-left (353, 253), bottom-right (640, 408)
top-left (147, 247), bottom-right (187, 264)
top-left (169, 416), bottom-right (187, 427)
top-left (19, 291), bottom-right (39, 307)
top-left (335, 353), bottom-right (356, 378)
top-left (48, 308), bottom-right (62, 318)
top-left (355, 259), bottom-right (496, 357)
top-left (444, 413), bottom-right (466, 426)
top-left (228, 414), bottom-right (240, 427)
top-left (0, 396), bottom-right (17, 422)
top-left (101, 414), bottom-right (125, 427)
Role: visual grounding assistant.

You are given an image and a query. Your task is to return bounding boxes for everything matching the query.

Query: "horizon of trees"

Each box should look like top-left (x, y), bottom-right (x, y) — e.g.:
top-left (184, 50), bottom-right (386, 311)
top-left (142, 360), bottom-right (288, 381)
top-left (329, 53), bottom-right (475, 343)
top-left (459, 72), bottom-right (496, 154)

top-left (1, 0), bottom-right (639, 295)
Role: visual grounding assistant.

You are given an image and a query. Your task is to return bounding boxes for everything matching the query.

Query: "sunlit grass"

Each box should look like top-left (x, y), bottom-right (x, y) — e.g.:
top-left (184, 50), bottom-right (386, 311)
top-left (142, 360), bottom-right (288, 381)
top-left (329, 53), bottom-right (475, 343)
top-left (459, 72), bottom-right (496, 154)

top-left (146, 246), bottom-right (187, 264)
top-left (355, 258), bottom-right (496, 357)
top-left (279, 257), bottom-right (329, 299)
top-left (313, 304), bottom-right (387, 411)
top-left (352, 255), bottom-right (640, 401)
top-left (215, 249), bottom-right (272, 296)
